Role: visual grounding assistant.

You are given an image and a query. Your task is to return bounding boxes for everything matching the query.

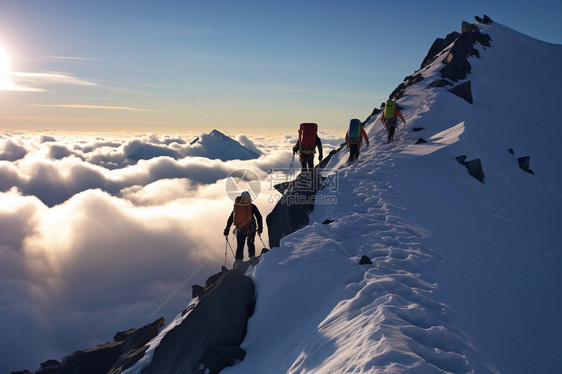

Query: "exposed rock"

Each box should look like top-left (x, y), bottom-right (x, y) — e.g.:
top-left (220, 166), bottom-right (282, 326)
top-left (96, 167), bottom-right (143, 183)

top-left (192, 284), bottom-right (207, 299)
top-left (390, 74), bottom-right (424, 101)
top-left (456, 155), bottom-right (485, 183)
top-left (322, 219), bottom-right (335, 224)
top-left (359, 255), bottom-right (373, 265)
top-left (36, 359), bottom-right (61, 374)
top-left (517, 156), bottom-right (535, 174)
top-left (114, 329), bottom-right (135, 342)
top-left (421, 31), bottom-right (460, 69)
top-left (414, 138), bottom-right (427, 144)
top-left (448, 80), bottom-right (473, 104)
top-left (54, 317), bottom-right (164, 374)
top-left (267, 144), bottom-right (344, 248)
top-left (441, 21), bottom-right (492, 82)
top-left (57, 341), bottom-right (124, 374)
top-left (107, 317), bottom-right (165, 373)
top-left (428, 79), bottom-right (453, 88)
top-left (412, 127), bottom-right (425, 132)
top-left (475, 15), bottom-right (493, 25)
top-left (365, 107), bottom-right (382, 123)
top-left (192, 259), bottom-right (258, 300)
top-left (508, 148), bottom-right (515, 155)
top-left (202, 345), bottom-right (246, 374)
top-left (145, 269), bottom-right (255, 374)
top-left (12, 370), bottom-right (33, 374)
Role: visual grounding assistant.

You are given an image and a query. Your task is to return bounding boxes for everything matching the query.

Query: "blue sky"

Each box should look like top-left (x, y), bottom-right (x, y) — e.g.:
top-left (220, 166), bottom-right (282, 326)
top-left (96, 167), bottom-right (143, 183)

top-left (0, 0), bottom-right (561, 133)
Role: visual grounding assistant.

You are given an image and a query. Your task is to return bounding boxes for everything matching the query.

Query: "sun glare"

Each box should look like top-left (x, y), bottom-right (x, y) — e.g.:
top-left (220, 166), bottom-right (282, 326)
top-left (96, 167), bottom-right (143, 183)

top-left (0, 43), bottom-right (11, 89)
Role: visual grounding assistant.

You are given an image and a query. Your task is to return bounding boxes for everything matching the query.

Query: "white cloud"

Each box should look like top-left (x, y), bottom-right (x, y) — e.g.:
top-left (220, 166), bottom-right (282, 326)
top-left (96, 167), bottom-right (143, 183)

top-left (31, 104), bottom-right (158, 112)
top-left (0, 131), bottom-right (293, 371)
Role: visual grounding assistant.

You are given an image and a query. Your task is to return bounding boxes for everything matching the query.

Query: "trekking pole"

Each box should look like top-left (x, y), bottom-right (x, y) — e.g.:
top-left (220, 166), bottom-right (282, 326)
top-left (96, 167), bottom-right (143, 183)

top-left (289, 152), bottom-right (295, 174)
top-left (225, 235), bottom-right (236, 260)
top-left (258, 234), bottom-right (268, 250)
top-left (224, 237), bottom-right (228, 267)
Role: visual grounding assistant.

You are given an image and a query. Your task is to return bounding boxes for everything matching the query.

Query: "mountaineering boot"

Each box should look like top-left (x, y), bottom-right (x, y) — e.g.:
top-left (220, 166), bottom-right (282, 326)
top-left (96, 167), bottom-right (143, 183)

top-left (233, 259), bottom-right (244, 269)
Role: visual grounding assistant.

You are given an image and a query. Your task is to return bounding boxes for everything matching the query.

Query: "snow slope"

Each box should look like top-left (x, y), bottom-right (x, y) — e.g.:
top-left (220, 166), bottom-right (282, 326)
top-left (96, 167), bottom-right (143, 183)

top-left (129, 20), bottom-right (562, 374)
top-left (188, 129), bottom-right (260, 161)
top-left (221, 20), bottom-right (562, 374)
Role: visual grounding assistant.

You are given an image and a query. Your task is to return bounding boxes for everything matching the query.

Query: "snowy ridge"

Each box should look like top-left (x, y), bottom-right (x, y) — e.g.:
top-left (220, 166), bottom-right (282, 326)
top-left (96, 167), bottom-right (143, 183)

top-left (225, 132), bottom-right (486, 373)
top-left (128, 19), bottom-right (561, 374)
top-left (222, 19), bottom-right (562, 374)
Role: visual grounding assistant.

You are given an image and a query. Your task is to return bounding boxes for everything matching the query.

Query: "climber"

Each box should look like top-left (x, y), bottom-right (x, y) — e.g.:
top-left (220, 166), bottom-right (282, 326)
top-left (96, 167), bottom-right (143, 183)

top-left (293, 123), bottom-right (323, 173)
top-left (345, 118), bottom-right (369, 162)
top-left (380, 100), bottom-right (406, 143)
top-left (224, 191), bottom-right (263, 266)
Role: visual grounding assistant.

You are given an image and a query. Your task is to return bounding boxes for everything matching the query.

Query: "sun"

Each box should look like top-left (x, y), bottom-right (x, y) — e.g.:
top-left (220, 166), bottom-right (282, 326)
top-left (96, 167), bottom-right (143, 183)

top-left (0, 43), bottom-right (11, 89)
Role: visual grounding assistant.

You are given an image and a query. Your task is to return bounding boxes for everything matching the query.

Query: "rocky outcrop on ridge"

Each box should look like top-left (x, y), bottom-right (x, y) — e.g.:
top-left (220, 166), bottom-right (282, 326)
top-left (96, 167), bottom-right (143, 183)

top-left (145, 266), bottom-right (256, 374)
top-left (440, 19), bottom-right (492, 82)
top-left (13, 318), bottom-right (165, 374)
top-left (266, 144), bottom-right (344, 248)
top-left (388, 16), bottom-right (492, 103)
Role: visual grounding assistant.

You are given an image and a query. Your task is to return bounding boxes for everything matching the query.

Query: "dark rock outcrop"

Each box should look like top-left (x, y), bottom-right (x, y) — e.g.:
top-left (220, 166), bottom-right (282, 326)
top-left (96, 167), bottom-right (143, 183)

top-left (448, 80), bottom-right (473, 104)
top-left (414, 138), bottom-right (427, 144)
top-left (107, 317), bottom-right (165, 373)
top-left (517, 156), bottom-right (535, 174)
top-left (146, 269), bottom-right (255, 374)
top-left (202, 345), bottom-right (246, 374)
top-left (33, 317), bottom-right (165, 374)
top-left (266, 171), bottom-right (317, 248)
top-left (365, 107), bottom-right (382, 123)
top-left (428, 79), bottom-right (453, 88)
top-left (267, 143), bottom-right (344, 248)
top-left (57, 341), bottom-right (125, 374)
top-left (390, 73), bottom-right (424, 101)
top-left (322, 219), bottom-right (335, 224)
top-left (475, 15), bottom-right (493, 25)
top-left (456, 155), bottom-right (485, 183)
top-left (36, 360), bottom-right (61, 374)
top-left (440, 20), bottom-right (492, 82)
top-left (421, 31), bottom-right (460, 69)
top-left (412, 127), bottom-right (425, 132)
top-left (359, 255), bottom-right (373, 265)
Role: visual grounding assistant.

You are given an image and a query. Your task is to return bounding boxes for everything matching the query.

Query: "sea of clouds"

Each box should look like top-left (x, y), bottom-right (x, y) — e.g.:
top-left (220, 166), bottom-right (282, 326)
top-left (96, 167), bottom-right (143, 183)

top-left (0, 129), bottom-right (343, 372)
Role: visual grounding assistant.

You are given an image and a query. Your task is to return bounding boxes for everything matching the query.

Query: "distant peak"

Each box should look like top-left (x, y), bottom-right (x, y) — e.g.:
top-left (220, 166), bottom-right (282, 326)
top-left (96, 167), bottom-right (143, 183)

top-left (210, 129), bottom-right (227, 138)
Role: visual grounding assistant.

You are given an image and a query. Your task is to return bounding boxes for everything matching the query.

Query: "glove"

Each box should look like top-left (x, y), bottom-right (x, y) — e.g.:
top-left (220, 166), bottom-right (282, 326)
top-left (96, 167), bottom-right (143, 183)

top-left (258, 227), bottom-right (263, 235)
top-left (223, 228), bottom-right (229, 236)
top-left (292, 145), bottom-right (298, 154)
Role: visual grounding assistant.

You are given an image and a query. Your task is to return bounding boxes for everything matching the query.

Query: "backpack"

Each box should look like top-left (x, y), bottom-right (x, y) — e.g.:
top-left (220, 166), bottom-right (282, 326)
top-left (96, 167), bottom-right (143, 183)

top-left (233, 195), bottom-right (252, 228)
top-left (384, 100), bottom-right (396, 119)
top-left (348, 119), bottom-right (362, 144)
top-left (298, 123), bottom-right (318, 154)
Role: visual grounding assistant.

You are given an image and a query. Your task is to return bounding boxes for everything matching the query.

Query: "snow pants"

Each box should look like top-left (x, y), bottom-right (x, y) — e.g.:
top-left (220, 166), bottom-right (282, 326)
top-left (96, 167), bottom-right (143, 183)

top-left (235, 225), bottom-right (256, 260)
top-left (385, 118), bottom-right (397, 143)
top-left (348, 143), bottom-right (360, 162)
top-left (300, 153), bottom-right (314, 172)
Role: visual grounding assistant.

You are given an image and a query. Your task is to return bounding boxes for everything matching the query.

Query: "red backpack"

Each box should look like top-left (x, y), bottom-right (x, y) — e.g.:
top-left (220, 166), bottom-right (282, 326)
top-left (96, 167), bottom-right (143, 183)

top-left (298, 123), bottom-right (318, 152)
top-left (233, 195), bottom-right (252, 228)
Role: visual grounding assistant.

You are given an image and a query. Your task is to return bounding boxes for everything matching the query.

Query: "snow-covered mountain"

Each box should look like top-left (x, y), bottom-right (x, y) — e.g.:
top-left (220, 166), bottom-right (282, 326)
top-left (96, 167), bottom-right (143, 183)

top-left (133, 17), bottom-right (561, 374)
top-left (22, 16), bottom-right (561, 374)
top-left (188, 129), bottom-right (261, 161)
top-left (223, 18), bottom-right (560, 373)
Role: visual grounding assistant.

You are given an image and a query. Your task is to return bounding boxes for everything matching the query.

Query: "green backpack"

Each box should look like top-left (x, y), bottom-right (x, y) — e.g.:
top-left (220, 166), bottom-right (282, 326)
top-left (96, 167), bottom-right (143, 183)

top-left (384, 100), bottom-right (396, 119)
